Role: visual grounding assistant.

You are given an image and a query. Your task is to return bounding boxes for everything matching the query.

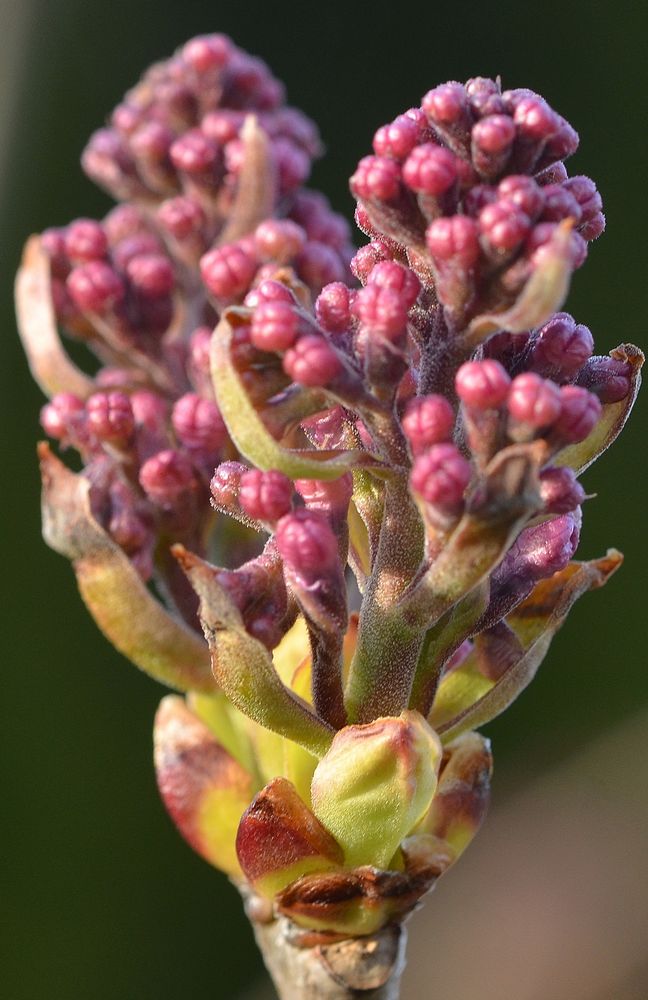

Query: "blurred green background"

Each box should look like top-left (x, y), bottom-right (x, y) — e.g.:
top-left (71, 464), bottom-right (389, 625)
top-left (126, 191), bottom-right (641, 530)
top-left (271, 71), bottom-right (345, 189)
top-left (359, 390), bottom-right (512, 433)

top-left (1, 1), bottom-right (646, 997)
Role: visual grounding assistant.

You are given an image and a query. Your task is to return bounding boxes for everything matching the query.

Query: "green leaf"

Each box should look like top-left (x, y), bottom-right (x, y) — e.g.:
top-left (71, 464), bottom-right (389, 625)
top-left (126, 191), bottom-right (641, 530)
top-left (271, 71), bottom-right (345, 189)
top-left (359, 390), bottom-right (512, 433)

top-left (210, 312), bottom-right (384, 481)
top-left (556, 344), bottom-right (643, 474)
top-left (39, 444), bottom-right (214, 692)
top-left (174, 545), bottom-right (334, 758)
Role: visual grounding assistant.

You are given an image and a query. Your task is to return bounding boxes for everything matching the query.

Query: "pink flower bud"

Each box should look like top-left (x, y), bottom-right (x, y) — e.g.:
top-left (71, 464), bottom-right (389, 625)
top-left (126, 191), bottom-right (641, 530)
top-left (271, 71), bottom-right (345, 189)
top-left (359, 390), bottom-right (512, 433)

top-left (350, 241), bottom-right (392, 283)
top-left (410, 443), bottom-right (472, 510)
top-left (423, 83), bottom-right (468, 125)
top-left (497, 175), bottom-right (544, 219)
top-left (210, 461), bottom-right (248, 510)
top-left (456, 359), bottom-right (511, 409)
top-left (426, 215), bottom-right (480, 266)
top-left (67, 261), bottom-right (126, 313)
top-left (367, 260), bottom-right (421, 308)
top-left (111, 233), bottom-right (163, 271)
top-left (294, 475), bottom-right (353, 516)
top-left (373, 114), bottom-right (421, 160)
top-left (157, 196), bottom-right (206, 241)
top-left (472, 115), bottom-right (515, 153)
top-left (315, 282), bottom-right (353, 334)
top-left (86, 391), bottom-right (135, 445)
top-left (513, 97), bottom-right (558, 140)
top-left (250, 300), bottom-right (299, 352)
top-left (402, 144), bottom-right (457, 195)
top-left (130, 122), bottom-right (174, 165)
top-left (539, 466), bottom-right (586, 514)
top-left (554, 385), bottom-right (602, 443)
top-left (200, 242), bottom-right (257, 301)
top-left (139, 449), bottom-right (195, 506)
top-left (296, 242), bottom-right (346, 291)
top-left (125, 254), bottom-right (175, 298)
top-left (530, 313), bottom-right (593, 378)
top-left (352, 284), bottom-right (409, 338)
top-left (275, 508), bottom-right (338, 574)
top-left (540, 184), bottom-right (583, 224)
top-left (401, 395), bottom-right (455, 453)
top-left (40, 393), bottom-right (85, 440)
top-left (239, 469), bottom-right (293, 522)
top-left (350, 155), bottom-right (401, 201)
top-left (479, 199), bottom-right (531, 251)
top-left (282, 335), bottom-right (342, 387)
top-left (64, 219), bottom-right (108, 262)
top-left (169, 129), bottom-right (219, 176)
top-left (103, 204), bottom-right (148, 245)
top-left (182, 33), bottom-right (232, 72)
top-left (253, 219), bottom-right (306, 262)
top-left (508, 372), bottom-right (562, 428)
top-left (171, 393), bottom-right (227, 452)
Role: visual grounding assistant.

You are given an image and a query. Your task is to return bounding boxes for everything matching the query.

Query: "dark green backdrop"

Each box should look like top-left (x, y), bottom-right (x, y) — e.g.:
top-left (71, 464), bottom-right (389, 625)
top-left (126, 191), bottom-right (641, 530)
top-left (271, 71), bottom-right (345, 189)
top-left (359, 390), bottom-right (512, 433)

top-left (2, 1), bottom-right (646, 997)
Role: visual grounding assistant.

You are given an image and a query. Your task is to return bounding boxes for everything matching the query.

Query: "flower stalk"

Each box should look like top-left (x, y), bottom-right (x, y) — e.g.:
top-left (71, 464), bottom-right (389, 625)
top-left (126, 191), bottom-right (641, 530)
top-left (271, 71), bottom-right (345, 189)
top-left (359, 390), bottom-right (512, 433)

top-left (16, 34), bottom-right (642, 1000)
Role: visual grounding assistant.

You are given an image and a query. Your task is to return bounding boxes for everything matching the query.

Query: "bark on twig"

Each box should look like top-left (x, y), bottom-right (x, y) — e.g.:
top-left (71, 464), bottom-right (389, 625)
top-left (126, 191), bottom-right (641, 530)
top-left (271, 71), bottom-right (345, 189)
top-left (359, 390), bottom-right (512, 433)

top-left (252, 916), bottom-right (407, 999)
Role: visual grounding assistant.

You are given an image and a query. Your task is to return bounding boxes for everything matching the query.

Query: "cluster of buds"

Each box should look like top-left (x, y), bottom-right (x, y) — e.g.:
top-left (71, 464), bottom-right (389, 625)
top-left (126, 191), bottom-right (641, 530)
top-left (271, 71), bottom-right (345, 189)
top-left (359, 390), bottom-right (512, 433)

top-left (18, 40), bottom-right (642, 994)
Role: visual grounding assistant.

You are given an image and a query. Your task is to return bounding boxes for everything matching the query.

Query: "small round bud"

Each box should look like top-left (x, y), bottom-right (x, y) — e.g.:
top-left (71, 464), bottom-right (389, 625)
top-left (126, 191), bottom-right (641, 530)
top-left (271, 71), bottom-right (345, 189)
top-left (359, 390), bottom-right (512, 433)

top-left (275, 508), bottom-right (338, 574)
top-left (402, 144), bottom-right (457, 195)
top-left (244, 279), bottom-right (295, 309)
top-left (479, 199), bottom-right (531, 251)
top-left (157, 196), bottom-right (206, 240)
top-left (562, 175), bottom-right (602, 223)
top-left (554, 385), bottom-right (602, 443)
top-left (539, 466), bottom-right (586, 514)
top-left (67, 261), bottom-right (126, 313)
top-left (172, 393), bottom-right (227, 452)
top-left (111, 233), bottom-right (162, 271)
top-left (513, 97), bottom-right (558, 141)
top-left (497, 175), bottom-right (544, 219)
top-left (352, 284), bottom-right (409, 339)
top-left (200, 242), bottom-right (257, 301)
top-left (373, 115), bottom-right (421, 160)
top-left (456, 359), bottom-right (511, 409)
top-left (401, 395), bottom-right (455, 453)
top-left (130, 122), bottom-right (174, 164)
top-left (410, 443), bottom-right (472, 510)
top-left (508, 372), bottom-right (562, 428)
top-left (367, 260), bottom-right (421, 308)
top-left (350, 241), bottom-right (392, 283)
top-left (294, 475), bottom-right (353, 515)
top-left (283, 335), bottom-right (342, 387)
top-left (139, 449), bottom-right (195, 505)
top-left (540, 184), bottom-right (582, 224)
top-left (530, 313), bottom-right (593, 378)
top-left (350, 155), bottom-right (401, 201)
top-left (86, 391), bottom-right (134, 444)
top-left (126, 253), bottom-right (175, 298)
top-left (210, 461), bottom-right (248, 509)
top-left (422, 83), bottom-right (467, 125)
top-left (426, 215), bottom-right (480, 266)
top-left (182, 33), bottom-right (232, 72)
top-left (575, 355), bottom-right (632, 403)
top-left (472, 114), bottom-right (515, 153)
top-left (296, 242), bottom-right (346, 291)
top-left (64, 219), bottom-right (108, 262)
top-left (315, 282), bottom-right (353, 334)
top-left (169, 129), bottom-right (219, 175)
top-left (254, 219), bottom-right (306, 262)
top-left (250, 300), bottom-right (299, 352)
top-left (239, 469), bottom-right (293, 522)
top-left (103, 204), bottom-right (148, 244)
top-left (40, 393), bottom-right (85, 439)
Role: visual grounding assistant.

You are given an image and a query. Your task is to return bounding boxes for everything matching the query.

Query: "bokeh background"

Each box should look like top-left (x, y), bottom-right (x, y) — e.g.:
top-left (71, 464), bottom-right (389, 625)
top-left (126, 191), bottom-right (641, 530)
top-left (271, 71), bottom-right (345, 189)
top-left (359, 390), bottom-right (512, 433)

top-left (2, 1), bottom-right (647, 997)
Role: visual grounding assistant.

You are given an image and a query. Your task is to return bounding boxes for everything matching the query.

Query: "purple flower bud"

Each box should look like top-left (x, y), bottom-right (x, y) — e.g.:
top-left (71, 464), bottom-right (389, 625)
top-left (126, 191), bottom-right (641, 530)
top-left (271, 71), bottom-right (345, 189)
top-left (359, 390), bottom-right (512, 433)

top-left (350, 155), bottom-right (401, 201)
top-left (275, 508), bottom-right (338, 575)
top-left (426, 215), bottom-right (480, 267)
top-left (422, 83), bottom-right (468, 126)
top-left (497, 175), bottom-right (544, 219)
top-left (111, 233), bottom-right (163, 271)
top-left (272, 138), bottom-right (311, 193)
top-left (209, 461), bottom-right (248, 511)
top-left (67, 261), bottom-right (126, 313)
top-left (41, 228), bottom-right (70, 275)
top-left (131, 121), bottom-right (174, 164)
top-left (527, 221), bottom-right (588, 270)
top-left (513, 97), bottom-right (558, 141)
top-left (554, 385), bottom-right (602, 443)
top-left (125, 253), bottom-right (175, 298)
top-left (508, 372), bottom-right (562, 428)
top-left (64, 219), bottom-right (108, 262)
top-left (579, 212), bottom-right (606, 242)
top-left (296, 242), bottom-right (346, 291)
top-left (107, 480), bottom-right (152, 555)
top-left (479, 199), bottom-right (531, 251)
top-left (456, 359), bottom-right (511, 409)
top-left (239, 469), bottom-right (294, 522)
top-left (139, 448), bottom-right (195, 506)
top-left (182, 33), bottom-right (232, 73)
top-left (471, 115), bottom-right (515, 178)
top-left (350, 241), bottom-right (392, 283)
top-left (86, 391), bottom-right (135, 445)
top-left (315, 282), bottom-right (353, 334)
top-left (562, 175), bottom-right (602, 223)
top-left (539, 466), bottom-right (586, 514)
top-left (410, 443), bottom-right (472, 511)
top-left (503, 510), bottom-right (582, 585)
top-left (352, 284), bottom-right (409, 339)
top-left (575, 355), bottom-right (633, 403)
top-left (157, 196), bottom-right (206, 241)
top-left (540, 184), bottom-right (583, 225)
top-left (373, 115), bottom-right (421, 160)
top-left (40, 393), bottom-right (86, 440)
top-left (253, 219), bottom-right (306, 263)
top-left (530, 313), bottom-right (593, 379)
top-left (200, 242), bottom-right (257, 301)
top-left (402, 144), bottom-right (457, 195)
top-left (169, 129), bottom-right (220, 177)
top-left (250, 300), bottom-right (299, 352)
top-left (401, 395), bottom-right (455, 453)
top-left (367, 260), bottom-right (421, 308)
top-left (283, 335), bottom-right (342, 387)
top-left (171, 393), bottom-right (227, 452)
